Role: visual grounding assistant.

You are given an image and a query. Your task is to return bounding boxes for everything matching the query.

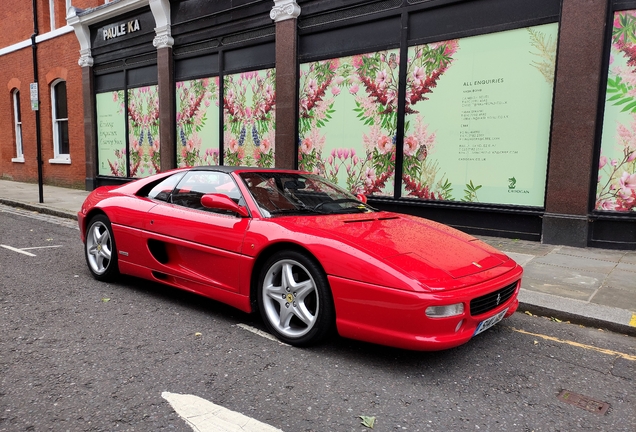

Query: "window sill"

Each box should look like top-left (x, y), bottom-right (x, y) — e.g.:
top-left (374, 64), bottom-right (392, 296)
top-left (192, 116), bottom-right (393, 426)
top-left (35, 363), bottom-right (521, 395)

top-left (49, 157), bottom-right (71, 165)
top-left (11, 157), bottom-right (25, 163)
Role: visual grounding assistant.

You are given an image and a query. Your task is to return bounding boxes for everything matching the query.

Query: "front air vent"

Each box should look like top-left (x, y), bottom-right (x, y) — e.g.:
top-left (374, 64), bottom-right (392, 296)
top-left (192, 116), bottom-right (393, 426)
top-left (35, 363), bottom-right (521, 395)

top-left (470, 282), bottom-right (518, 316)
top-left (343, 216), bottom-right (399, 223)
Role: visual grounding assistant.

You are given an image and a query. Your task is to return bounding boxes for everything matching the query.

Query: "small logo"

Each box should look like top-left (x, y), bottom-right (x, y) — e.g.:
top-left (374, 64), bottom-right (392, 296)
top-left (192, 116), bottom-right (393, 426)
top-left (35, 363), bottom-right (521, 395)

top-left (496, 293), bottom-right (501, 305)
top-left (508, 177), bottom-right (517, 190)
top-left (507, 176), bottom-right (530, 194)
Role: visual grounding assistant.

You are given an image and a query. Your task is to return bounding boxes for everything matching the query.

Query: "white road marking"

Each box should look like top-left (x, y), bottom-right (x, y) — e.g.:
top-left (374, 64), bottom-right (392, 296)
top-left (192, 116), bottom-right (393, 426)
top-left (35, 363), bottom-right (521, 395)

top-left (236, 324), bottom-right (290, 346)
top-left (162, 392), bottom-right (284, 432)
top-left (21, 245), bottom-right (63, 250)
top-left (1, 244), bottom-right (36, 257)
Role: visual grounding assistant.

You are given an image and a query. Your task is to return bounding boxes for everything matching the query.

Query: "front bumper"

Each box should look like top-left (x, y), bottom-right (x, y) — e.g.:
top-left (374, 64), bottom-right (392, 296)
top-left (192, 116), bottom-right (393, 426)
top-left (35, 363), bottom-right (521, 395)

top-left (329, 264), bottom-right (522, 351)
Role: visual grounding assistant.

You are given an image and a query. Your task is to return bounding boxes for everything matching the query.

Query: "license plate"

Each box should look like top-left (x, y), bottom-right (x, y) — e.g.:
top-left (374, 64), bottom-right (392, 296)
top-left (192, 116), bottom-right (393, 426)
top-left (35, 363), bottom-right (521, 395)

top-left (473, 308), bottom-right (508, 336)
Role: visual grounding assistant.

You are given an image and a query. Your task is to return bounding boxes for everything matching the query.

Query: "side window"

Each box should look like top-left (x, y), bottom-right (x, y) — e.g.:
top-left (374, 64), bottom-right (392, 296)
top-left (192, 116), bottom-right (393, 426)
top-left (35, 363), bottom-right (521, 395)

top-left (51, 80), bottom-right (69, 161)
top-left (12, 89), bottom-right (23, 162)
top-left (145, 172), bottom-right (186, 202)
top-left (171, 171), bottom-right (242, 212)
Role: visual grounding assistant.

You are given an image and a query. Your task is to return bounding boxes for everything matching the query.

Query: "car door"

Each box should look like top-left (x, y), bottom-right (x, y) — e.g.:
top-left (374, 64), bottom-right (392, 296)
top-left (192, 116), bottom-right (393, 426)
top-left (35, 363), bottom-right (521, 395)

top-left (143, 170), bottom-right (250, 293)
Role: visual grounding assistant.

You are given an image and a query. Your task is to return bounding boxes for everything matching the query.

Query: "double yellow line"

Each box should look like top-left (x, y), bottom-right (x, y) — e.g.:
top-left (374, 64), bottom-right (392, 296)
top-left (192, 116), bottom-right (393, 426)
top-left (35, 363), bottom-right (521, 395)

top-left (510, 327), bottom-right (636, 362)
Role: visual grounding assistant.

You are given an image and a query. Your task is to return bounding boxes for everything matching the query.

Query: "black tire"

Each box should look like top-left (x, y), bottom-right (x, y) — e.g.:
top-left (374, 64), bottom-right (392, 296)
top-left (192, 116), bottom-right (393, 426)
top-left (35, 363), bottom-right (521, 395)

top-left (84, 214), bottom-right (119, 282)
top-left (257, 250), bottom-right (335, 346)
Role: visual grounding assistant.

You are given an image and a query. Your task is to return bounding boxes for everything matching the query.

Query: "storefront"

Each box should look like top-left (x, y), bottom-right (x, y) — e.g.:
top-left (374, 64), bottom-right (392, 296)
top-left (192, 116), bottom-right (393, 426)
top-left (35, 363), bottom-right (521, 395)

top-left (67, 0), bottom-right (636, 250)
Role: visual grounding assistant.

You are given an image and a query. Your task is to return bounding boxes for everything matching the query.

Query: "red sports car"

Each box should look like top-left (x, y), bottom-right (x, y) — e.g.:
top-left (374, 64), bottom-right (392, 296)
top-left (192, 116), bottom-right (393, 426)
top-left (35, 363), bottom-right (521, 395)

top-left (78, 166), bottom-right (522, 350)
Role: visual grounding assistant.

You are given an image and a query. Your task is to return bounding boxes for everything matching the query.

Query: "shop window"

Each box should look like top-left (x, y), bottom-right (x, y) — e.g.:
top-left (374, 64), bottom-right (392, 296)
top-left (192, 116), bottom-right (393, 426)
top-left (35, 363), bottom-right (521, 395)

top-left (223, 69), bottom-right (276, 168)
top-left (12, 89), bottom-right (23, 163)
top-left (50, 80), bottom-right (70, 163)
top-left (128, 85), bottom-right (160, 178)
top-left (96, 90), bottom-right (126, 177)
top-left (596, 10), bottom-right (636, 213)
top-left (298, 23), bottom-right (558, 206)
top-left (176, 77), bottom-right (220, 168)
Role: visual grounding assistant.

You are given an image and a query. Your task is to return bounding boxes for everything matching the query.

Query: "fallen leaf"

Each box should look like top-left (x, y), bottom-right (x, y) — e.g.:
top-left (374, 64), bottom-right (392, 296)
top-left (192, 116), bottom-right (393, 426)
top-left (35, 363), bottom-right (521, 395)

top-left (534, 341), bottom-right (538, 345)
top-left (195, 332), bottom-right (202, 337)
top-left (550, 317), bottom-right (562, 323)
top-left (359, 415), bottom-right (375, 429)
top-left (101, 298), bottom-right (110, 302)
top-left (524, 311), bottom-right (534, 316)
top-left (46, 238), bottom-right (53, 241)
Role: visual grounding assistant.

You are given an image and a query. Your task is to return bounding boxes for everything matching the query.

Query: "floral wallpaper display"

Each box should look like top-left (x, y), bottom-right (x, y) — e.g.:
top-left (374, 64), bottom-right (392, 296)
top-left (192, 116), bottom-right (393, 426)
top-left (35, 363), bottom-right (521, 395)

top-left (298, 50), bottom-right (399, 196)
top-left (298, 24), bottom-right (558, 206)
top-left (596, 11), bottom-right (636, 212)
top-left (223, 69), bottom-right (276, 167)
top-left (403, 23), bottom-right (557, 206)
top-left (128, 86), bottom-right (160, 178)
top-left (176, 77), bottom-right (220, 167)
top-left (96, 91), bottom-right (126, 177)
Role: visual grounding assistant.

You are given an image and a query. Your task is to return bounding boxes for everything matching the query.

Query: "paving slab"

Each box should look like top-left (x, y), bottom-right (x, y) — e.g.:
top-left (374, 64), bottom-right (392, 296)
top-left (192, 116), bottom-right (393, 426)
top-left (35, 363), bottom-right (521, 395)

top-left (522, 279), bottom-right (597, 301)
top-left (532, 253), bottom-right (620, 273)
top-left (619, 253), bottom-right (636, 265)
top-left (590, 286), bottom-right (636, 312)
top-left (504, 251), bottom-right (535, 267)
top-left (523, 261), bottom-right (606, 289)
top-left (555, 246), bottom-right (627, 262)
top-left (480, 239), bottom-right (556, 257)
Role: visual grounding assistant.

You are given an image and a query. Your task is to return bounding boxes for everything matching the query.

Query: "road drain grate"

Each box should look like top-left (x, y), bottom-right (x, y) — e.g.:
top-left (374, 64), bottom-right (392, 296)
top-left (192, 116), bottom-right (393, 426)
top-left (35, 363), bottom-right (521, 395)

top-left (557, 390), bottom-right (610, 415)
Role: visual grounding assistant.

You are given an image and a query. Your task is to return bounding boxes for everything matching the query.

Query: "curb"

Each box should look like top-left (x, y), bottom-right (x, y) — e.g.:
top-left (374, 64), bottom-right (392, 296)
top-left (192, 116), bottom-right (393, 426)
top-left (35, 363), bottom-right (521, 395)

top-left (518, 289), bottom-right (636, 337)
top-left (0, 199), bottom-right (78, 221)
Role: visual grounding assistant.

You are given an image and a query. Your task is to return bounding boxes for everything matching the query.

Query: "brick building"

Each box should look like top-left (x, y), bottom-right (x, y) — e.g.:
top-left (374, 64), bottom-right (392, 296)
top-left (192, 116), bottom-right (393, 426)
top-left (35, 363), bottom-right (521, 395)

top-left (2, 0), bottom-right (636, 250)
top-left (0, 0), bottom-right (103, 188)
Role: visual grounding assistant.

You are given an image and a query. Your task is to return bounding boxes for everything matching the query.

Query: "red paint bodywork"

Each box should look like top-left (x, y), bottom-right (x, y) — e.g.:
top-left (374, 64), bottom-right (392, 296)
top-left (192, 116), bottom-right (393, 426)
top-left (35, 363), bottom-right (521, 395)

top-left (78, 168), bottom-right (523, 351)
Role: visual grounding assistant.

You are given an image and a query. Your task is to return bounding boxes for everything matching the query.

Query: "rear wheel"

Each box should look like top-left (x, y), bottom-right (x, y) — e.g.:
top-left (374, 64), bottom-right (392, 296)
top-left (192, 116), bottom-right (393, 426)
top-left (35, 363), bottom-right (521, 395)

top-left (85, 215), bottom-right (119, 281)
top-left (257, 250), bottom-right (334, 346)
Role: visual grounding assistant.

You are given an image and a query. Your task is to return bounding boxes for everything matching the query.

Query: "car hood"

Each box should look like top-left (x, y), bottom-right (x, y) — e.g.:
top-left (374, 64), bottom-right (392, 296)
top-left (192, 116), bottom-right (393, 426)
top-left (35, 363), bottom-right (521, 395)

top-left (282, 212), bottom-right (510, 285)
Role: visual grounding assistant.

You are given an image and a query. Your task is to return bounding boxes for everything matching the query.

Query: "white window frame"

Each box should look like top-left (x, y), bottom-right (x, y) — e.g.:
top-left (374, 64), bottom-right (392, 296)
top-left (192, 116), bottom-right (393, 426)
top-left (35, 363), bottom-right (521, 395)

top-left (50, 79), bottom-right (71, 164)
top-left (50, 0), bottom-right (56, 31)
top-left (11, 89), bottom-right (24, 163)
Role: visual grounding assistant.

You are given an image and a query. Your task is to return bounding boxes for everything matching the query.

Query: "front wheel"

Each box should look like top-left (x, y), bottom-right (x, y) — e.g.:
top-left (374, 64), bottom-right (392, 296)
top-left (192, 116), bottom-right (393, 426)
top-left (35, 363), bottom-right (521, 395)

top-left (85, 214), bottom-right (119, 281)
top-left (257, 250), bottom-right (334, 346)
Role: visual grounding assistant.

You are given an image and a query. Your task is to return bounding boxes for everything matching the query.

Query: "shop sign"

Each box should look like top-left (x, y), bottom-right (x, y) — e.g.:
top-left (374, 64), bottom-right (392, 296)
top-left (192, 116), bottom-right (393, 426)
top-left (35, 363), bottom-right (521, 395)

top-left (102, 19), bottom-right (141, 41)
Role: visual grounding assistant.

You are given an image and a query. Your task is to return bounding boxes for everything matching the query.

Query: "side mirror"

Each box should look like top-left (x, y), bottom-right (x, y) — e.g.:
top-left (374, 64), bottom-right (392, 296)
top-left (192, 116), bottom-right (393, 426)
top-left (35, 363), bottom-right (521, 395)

top-left (201, 193), bottom-right (249, 217)
top-left (356, 194), bottom-right (368, 204)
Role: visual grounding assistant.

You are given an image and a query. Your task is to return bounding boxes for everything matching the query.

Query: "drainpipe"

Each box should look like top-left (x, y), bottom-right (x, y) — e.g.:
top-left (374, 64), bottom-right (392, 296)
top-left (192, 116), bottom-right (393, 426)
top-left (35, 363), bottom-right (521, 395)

top-left (32, 0), bottom-right (43, 203)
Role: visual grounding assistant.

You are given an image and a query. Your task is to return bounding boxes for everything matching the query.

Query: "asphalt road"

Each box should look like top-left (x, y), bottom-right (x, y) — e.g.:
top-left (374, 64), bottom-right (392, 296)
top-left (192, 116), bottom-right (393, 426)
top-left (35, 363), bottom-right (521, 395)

top-left (1, 204), bottom-right (634, 431)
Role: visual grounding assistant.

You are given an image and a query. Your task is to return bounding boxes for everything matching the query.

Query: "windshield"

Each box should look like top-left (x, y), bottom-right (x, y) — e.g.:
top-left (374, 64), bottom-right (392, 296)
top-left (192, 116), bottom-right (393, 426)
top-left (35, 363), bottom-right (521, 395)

top-left (239, 172), bottom-right (375, 217)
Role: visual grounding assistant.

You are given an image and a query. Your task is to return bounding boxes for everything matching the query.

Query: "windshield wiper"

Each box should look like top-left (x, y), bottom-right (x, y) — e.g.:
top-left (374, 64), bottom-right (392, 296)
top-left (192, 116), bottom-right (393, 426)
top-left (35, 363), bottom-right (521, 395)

top-left (270, 207), bottom-right (326, 215)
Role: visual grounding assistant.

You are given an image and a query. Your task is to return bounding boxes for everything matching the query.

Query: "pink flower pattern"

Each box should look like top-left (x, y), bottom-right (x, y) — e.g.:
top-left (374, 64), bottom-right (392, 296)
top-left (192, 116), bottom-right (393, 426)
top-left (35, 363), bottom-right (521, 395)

top-left (224, 69), bottom-right (276, 168)
top-left (176, 78), bottom-right (219, 167)
top-left (128, 86), bottom-right (160, 178)
top-left (597, 12), bottom-right (636, 212)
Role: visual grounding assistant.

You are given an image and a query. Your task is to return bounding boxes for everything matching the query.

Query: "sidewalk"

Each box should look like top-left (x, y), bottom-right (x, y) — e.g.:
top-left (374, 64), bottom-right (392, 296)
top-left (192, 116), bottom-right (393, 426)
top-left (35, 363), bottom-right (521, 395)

top-left (1, 179), bottom-right (635, 336)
